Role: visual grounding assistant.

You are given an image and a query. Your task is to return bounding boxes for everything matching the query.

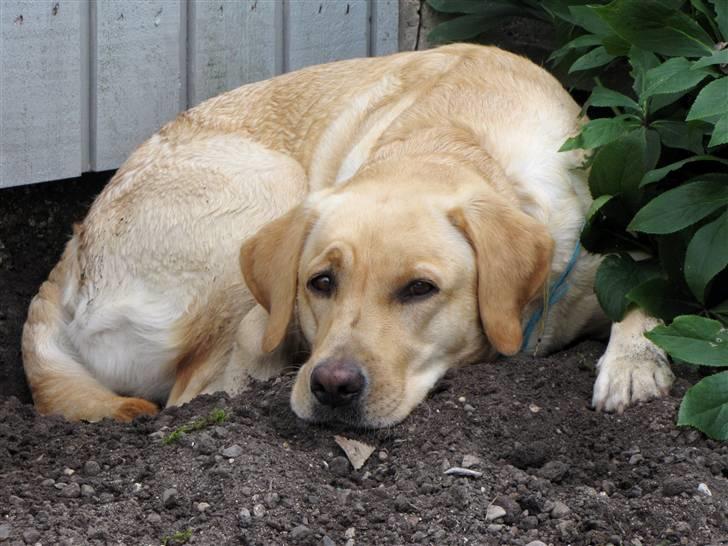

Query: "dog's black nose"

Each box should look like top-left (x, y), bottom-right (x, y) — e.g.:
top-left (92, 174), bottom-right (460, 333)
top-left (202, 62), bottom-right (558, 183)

top-left (310, 359), bottom-right (365, 407)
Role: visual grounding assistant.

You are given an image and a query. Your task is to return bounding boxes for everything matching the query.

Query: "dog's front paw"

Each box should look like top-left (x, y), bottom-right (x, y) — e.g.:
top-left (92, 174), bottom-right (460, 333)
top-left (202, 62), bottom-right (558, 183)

top-left (592, 350), bottom-right (674, 413)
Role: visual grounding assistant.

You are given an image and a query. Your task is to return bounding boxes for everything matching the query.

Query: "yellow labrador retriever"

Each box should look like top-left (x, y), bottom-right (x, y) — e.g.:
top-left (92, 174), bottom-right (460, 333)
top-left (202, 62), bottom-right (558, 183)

top-left (22, 44), bottom-right (673, 425)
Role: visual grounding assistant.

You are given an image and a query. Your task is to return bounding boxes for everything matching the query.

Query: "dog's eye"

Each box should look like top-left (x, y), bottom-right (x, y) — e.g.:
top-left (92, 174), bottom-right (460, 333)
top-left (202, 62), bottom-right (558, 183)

top-left (308, 273), bottom-right (335, 296)
top-left (399, 280), bottom-right (438, 302)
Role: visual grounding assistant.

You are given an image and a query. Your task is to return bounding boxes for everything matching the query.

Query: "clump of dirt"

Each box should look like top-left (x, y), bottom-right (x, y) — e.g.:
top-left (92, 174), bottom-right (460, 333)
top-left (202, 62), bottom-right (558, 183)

top-left (1, 175), bottom-right (727, 546)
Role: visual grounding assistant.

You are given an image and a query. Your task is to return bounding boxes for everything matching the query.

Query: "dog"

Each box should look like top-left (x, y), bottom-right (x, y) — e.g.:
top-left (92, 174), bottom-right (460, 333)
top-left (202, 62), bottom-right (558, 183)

top-left (22, 44), bottom-right (674, 425)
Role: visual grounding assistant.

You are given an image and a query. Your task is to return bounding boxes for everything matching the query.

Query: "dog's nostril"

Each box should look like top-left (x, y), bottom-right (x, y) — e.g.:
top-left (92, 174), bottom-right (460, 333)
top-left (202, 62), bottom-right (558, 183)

top-left (310, 359), bottom-right (365, 407)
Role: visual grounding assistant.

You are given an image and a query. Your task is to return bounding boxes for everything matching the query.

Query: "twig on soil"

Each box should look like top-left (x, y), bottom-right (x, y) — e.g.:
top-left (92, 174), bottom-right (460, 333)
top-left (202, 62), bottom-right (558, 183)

top-left (444, 467), bottom-right (483, 478)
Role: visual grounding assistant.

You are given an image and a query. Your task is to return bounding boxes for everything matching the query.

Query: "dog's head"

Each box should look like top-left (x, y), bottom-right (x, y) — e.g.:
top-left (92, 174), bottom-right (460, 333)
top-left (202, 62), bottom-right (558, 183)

top-left (241, 160), bottom-right (553, 427)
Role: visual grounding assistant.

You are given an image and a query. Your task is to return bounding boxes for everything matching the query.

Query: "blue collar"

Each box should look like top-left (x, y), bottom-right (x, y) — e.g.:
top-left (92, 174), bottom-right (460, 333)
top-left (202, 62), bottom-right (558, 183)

top-left (520, 238), bottom-right (582, 353)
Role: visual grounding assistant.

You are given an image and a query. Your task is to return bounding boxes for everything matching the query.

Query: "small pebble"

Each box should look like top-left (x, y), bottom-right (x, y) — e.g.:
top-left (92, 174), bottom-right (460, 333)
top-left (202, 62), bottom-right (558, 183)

top-left (0, 524), bottom-right (10, 541)
top-left (81, 484), bottom-right (95, 497)
top-left (602, 480), bottom-right (616, 496)
top-left (22, 529), bottom-right (40, 544)
top-left (83, 461), bottom-right (101, 476)
top-left (538, 460), bottom-right (569, 483)
top-left (146, 512), bottom-right (162, 524)
top-left (486, 505), bottom-right (506, 521)
top-left (322, 536), bottom-right (336, 546)
top-left (63, 467), bottom-right (75, 476)
top-left (253, 503), bottom-right (266, 517)
top-left (697, 483), bottom-right (712, 497)
top-left (378, 450), bottom-right (388, 461)
top-left (60, 483), bottom-right (81, 498)
top-left (328, 456), bottom-right (350, 476)
top-left (461, 454), bottom-right (481, 468)
top-left (162, 488), bottom-right (178, 508)
top-left (463, 404), bottom-right (475, 412)
top-left (520, 515), bottom-right (539, 530)
top-left (221, 444), bottom-right (243, 458)
top-left (458, 396), bottom-right (466, 403)
top-left (487, 524), bottom-right (503, 532)
top-left (526, 541), bottom-right (547, 546)
top-left (41, 479), bottom-right (54, 487)
top-left (629, 454), bottom-right (644, 465)
top-left (196, 502), bottom-right (210, 513)
top-left (344, 528), bottom-right (355, 539)
top-left (239, 508), bottom-right (252, 527)
top-left (290, 525), bottom-right (311, 541)
top-left (550, 501), bottom-right (570, 519)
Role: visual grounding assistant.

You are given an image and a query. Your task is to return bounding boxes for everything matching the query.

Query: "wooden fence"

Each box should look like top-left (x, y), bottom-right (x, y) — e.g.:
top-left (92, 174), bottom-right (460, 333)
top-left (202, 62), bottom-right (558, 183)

top-left (0, 0), bottom-right (398, 188)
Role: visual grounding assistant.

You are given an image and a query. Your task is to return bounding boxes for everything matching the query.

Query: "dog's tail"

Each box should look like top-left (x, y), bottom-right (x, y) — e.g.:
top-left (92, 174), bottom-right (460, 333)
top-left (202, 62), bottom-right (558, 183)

top-left (21, 229), bottom-right (158, 422)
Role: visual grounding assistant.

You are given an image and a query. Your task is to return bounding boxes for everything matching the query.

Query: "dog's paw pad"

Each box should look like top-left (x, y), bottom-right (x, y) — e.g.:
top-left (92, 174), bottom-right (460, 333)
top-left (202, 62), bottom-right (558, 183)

top-left (592, 353), bottom-right (674, 413)
top-left (114, 397), bottom-right (159, 422)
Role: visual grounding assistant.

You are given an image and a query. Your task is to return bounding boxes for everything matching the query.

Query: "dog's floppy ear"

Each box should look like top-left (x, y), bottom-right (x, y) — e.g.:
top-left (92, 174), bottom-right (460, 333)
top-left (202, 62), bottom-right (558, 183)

top-left (240, 205), bottom-right (316, 353)
top-left (449, 194), bottom-right (553, 356)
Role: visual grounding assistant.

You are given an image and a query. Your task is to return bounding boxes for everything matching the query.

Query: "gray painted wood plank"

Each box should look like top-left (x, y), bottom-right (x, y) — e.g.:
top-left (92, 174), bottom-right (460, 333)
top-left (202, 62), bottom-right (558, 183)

top-left (285, 0), bottom-right (369, 72)
top-left (0, 0), bottom-right (82, 188)
top-left (370, 0), bottom-right (398, 56)
top-left (91, 0), bottom-right (184, 171)
top-left (188, 0), bottom-right (282, 106)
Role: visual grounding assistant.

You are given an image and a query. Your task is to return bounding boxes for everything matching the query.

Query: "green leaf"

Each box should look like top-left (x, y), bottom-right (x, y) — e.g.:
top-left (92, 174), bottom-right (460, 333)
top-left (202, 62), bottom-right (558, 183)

top-left (568, 4), bottom-right (614, 36)
top-left (713, 299), bottom-right (728, 314)
top-left (427, 15), bottom-right (490, 43)
top-left (593, 0), bottom-right (715, 57)
top-left (651, 120), bottom-right (706, 154)
top-left (568, 46), bottom-right (616, 73)
top-left (628, 180), bottom-right (728, 234)
top-left (627, 278), bottom-right (697, 321)
top-left (580, 195), bottom-right (644, 253)
top-left (647, 315), bottom-right (728, 365)
top-left (649, 88), bottom-right (697, 114)
top-left (588, 130), bottom-right (650, 206)
top-left (639, 155), bottom-right (728, 187)
top-left (685, 210), bottom-right (728, 302)
top-left (548, 34), bottom-right (603, 63)
top-left (678, 371), bottom-right (728, 440)
top-left (629, 46), bottom-right (659, 99)
top-left (711, 0), bottom-right (728, 40)
top-left (426, 0), bottom-right (548, 19)
top-left (601, 33), bottom-right (631, 56)
top-left (595, 254), bottom-right (662, 321)
top-left (708, 114), bottom-right (728, 147)
top-left (642, 57), bottom-right (713, 99)
top-left (560, 115), bottom-right (641, 151)
top-left (687, 77), bottom-right (728, 121)
top-left (692, 49), bottom-right (728, 69)
top-left (588, 86), bottom-right (641, 112)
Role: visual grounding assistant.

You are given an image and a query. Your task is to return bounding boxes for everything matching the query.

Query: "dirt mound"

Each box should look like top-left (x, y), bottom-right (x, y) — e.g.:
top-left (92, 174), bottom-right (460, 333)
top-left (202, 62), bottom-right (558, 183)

top-left (1, 341), bottom-right (726, 546)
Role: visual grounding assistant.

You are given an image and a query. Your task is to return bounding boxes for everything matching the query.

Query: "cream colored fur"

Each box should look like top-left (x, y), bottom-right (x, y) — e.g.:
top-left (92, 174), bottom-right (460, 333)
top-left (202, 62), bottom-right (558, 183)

top-left (22, 44), bottom-right (672, 424)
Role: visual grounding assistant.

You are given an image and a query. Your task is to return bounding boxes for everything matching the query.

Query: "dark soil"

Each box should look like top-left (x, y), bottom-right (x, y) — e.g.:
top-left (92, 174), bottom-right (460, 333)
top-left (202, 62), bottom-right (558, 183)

top-left (2, 177), bottom-right (728, 546)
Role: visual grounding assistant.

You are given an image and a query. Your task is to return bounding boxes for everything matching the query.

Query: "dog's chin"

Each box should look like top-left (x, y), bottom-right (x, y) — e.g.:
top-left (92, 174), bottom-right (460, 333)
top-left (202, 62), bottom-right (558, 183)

top-left (292, 399), bottom-right (408, 429)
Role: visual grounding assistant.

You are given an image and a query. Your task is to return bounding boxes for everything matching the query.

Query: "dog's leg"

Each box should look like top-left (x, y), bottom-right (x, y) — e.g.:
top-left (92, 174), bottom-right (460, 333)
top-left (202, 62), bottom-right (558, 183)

top-left (167, 305), bottom-right (291, 405)
top-left (592, 307), bottom-right (674, 413)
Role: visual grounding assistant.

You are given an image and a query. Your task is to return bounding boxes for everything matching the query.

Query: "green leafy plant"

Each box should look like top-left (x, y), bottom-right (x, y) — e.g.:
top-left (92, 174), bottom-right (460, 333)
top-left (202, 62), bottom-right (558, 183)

top-left (429, 0), bottom-right (728, 439)
top-left (163, 408), bottom-right (228, 445)
top-left (161, 529), bottom-right (192, 546)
